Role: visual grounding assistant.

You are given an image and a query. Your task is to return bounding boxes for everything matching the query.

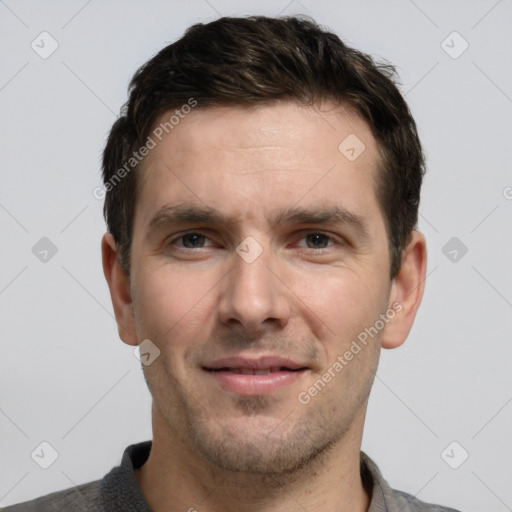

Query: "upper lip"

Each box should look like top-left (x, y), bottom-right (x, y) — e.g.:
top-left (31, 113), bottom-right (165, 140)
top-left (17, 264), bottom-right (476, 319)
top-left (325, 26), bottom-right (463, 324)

top-left (203, 356), bottom-right (307, 371)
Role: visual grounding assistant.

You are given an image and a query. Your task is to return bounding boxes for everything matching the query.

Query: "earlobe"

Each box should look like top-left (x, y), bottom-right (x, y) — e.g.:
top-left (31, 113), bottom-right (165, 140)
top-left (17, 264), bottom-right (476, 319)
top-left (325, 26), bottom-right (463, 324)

top-left (101, 233), bottom-right (139, 346)
top-left (381, 231), bottom-right (427, 349)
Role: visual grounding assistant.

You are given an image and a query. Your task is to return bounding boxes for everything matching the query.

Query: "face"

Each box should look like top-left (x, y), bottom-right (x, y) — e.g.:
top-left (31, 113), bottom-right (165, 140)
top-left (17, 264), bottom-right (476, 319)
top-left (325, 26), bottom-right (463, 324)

top-left (121, 101), bottom-right (398, 474)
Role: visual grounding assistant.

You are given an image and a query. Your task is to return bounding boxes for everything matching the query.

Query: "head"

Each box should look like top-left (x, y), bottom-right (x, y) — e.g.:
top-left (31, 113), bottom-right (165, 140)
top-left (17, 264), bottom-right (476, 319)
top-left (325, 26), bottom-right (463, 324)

top-left (102, 16), bottom-right (427, 476)
top-left (103, 15), bottom-right (425, 281)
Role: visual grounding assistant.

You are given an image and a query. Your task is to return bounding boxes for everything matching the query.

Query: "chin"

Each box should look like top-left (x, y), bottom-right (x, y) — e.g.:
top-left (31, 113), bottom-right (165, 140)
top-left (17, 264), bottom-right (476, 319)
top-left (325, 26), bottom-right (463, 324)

top-left (183, 407), bottom-right (344, 477)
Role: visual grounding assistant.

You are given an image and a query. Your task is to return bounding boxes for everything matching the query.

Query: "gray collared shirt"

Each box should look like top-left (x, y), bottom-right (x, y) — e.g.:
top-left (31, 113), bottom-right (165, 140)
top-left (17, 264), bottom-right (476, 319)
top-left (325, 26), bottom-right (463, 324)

top-left (360, 451), bottom-right (461, 512)
top-left (2, 442), bottom-right (462, 511)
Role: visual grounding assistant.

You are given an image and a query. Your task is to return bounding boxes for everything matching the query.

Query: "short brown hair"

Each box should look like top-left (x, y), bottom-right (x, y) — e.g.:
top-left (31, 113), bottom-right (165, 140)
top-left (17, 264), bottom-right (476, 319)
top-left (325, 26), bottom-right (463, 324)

top-left (102, 15), bottom-right (425, 279)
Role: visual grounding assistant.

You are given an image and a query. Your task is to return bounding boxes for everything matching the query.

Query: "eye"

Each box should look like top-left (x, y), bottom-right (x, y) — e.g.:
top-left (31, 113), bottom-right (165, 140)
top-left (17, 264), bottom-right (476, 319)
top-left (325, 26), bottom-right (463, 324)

top-left (166, 231), bottom-right (339, 252)
top-left (169, 231), bottom-right (214, 249)
top-left (297, 232), bottom-right (337, 250)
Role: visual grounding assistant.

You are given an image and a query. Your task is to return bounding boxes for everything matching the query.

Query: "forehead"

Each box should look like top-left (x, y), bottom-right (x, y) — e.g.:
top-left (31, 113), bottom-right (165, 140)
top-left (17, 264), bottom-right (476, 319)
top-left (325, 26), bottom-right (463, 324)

top-left (134, 101), bottom-right (384, 231)
top-left (143, 101), bottom-right (378, 174)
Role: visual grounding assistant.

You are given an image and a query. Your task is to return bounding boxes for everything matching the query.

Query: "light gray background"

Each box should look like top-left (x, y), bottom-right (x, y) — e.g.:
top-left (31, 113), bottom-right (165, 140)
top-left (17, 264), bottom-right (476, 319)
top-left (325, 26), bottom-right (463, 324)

top-left (1, 0), bottom-right (511, 510)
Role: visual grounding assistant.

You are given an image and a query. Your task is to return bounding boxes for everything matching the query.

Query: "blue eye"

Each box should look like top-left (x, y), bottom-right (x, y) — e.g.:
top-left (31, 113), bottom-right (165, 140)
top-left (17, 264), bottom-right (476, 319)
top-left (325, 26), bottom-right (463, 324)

top-left (167, 231), bottom-right (337, 252)
top-left (172, 232), bottom-right (211, 249)
top-left (301, 233), bottom-right (334, 250)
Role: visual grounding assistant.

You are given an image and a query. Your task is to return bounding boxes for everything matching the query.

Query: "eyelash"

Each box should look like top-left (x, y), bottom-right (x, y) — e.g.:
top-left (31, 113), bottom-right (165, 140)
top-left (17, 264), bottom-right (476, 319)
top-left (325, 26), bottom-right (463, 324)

top-left (167, 230), bottom-right (340, 253)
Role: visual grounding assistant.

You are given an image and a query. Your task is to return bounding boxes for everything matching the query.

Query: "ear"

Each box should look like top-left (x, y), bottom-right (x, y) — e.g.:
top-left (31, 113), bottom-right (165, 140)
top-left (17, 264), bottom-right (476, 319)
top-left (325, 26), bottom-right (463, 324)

top-left (101, 233), bottom-right (138, 346)
top-left (382, 231), bottom-right (427, 349)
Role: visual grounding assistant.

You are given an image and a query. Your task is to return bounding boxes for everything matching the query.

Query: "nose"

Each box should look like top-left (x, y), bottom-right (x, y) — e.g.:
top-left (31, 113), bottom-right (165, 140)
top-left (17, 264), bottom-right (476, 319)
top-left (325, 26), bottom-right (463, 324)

top-left (217, 239), bottom-right (291, 336)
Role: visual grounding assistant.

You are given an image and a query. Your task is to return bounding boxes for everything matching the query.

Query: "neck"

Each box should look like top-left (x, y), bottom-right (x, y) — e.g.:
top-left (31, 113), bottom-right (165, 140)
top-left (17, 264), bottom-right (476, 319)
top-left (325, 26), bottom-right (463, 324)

top-left (135, 408), bottom-right (371, 512)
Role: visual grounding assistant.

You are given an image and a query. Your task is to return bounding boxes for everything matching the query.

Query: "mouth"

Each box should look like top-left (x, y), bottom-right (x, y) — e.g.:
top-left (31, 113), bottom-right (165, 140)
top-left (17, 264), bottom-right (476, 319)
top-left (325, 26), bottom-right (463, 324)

top-left (202, 356), bottom-right (309, 395)
top-left (206, 366), bottom-right (305, 375)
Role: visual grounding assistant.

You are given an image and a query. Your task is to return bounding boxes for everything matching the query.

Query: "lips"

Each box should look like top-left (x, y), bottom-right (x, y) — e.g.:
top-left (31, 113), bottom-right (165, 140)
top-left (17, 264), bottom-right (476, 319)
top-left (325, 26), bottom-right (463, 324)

top-left (210, 367), bottom-right (301, 375)
top-left (203, 356), bottom-right (307, 373)
top-left (203, 356), bottom-right (308, 395)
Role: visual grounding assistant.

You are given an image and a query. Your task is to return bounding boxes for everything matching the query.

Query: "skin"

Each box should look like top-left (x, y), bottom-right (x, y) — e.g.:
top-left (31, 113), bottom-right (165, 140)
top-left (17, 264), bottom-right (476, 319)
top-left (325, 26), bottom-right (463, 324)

top-left (102, 100), bottom-right (427, 512)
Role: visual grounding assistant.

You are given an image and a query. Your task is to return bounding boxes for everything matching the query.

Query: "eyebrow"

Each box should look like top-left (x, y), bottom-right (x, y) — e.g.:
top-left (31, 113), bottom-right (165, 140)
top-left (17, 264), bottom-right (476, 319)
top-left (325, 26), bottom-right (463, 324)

top-left (147, 202), bottom-right (370, 239)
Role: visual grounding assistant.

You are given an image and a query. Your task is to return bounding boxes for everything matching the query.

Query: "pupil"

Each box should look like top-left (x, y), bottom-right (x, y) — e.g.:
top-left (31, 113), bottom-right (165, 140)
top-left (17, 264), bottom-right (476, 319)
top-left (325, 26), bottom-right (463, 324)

top-left (184, 234), bottom-right (202, 248)
top-left (309, 234), bottom-right (326, 248)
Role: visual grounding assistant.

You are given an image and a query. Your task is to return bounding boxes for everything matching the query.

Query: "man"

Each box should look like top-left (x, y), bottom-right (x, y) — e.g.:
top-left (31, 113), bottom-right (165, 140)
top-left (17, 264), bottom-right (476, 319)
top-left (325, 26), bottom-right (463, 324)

top-left (5, 15), bottom-right (462, 512)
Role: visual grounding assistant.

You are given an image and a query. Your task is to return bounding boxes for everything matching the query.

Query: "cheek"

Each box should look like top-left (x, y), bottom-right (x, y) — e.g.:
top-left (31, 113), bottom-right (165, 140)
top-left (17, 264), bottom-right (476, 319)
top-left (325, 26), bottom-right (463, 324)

top-left (132, 265), bottom-right (220, 346)
top-left (296, 269), bottom-right (389, 358)
top-left (299, 264), bottom-right (386, 316)
top-left (133, 269), bottom-right (183, 336)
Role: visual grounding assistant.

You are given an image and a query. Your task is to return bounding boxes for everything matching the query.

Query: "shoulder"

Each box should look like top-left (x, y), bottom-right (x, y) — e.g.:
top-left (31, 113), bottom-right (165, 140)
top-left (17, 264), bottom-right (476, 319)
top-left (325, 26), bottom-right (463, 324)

top-left (360, 451), bottom-right (463, 512)
top-left (1, 480), bottom-right (102, 512)
top-left (391, 488), bottom-right (463, 512)
top-left (1, 442), bottom-right (152, 512)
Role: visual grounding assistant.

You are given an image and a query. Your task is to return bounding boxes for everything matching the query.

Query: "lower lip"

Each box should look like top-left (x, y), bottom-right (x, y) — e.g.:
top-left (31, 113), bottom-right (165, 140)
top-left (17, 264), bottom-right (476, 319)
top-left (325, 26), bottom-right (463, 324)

top-left (205, 369), bottom-right (306, 395)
